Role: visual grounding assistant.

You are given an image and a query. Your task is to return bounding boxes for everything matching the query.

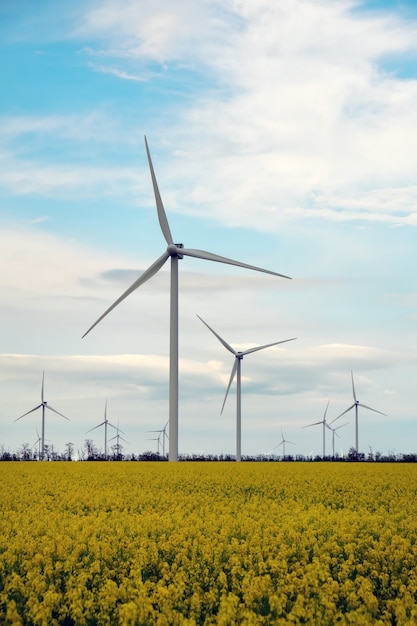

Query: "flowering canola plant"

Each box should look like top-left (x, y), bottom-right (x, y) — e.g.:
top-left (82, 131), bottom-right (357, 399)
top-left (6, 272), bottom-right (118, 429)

top-left (1, 462), bottom-right (417, 625)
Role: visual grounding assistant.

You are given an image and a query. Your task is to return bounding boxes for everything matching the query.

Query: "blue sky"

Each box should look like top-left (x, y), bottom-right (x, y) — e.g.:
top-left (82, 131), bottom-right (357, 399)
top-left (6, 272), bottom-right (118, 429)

top-left (1, 0), bottom-right (417, 459)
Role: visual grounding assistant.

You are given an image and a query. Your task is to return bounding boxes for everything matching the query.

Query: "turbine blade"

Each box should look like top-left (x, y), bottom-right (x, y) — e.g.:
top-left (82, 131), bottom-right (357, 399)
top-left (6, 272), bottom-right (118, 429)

top-left (323, 399), bottom-right (330, 420)
top-left (351, 371), bottom-right (357, 402)
top-left (106, 421), bottom-right (119, 431)
top-left (14, 404), bottom-right (43, 422)
top-left (144, 136), bottom-right (173, 246)
top-left (302, 420), bottom-right (323, 428)
top-left (46, 405), bottom-right (70, 421)
top-left (181, 248), bottom-right (291, 279)
top-left (331, 404), bottom-right (355, 423)
top-left (86, 421), bottom-right (105, 433)
top-left (82, 251), bottom-right (169, 338)
top-left (109, 434), bottom-right (129, 444)
top-left (221, 359), bottom-right (238, 414)
top-left (196, 315), bottom-right (236, 355)
top-left (358, 403), bottom-right (386, 416)
top-left (41, 371), bottom-right (45, 403)
top-left (242, 337), bottom-right (297, 356)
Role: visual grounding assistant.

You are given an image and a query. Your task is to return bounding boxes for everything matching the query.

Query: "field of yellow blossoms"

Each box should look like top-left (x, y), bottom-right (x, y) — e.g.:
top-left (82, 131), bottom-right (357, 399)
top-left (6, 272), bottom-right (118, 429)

top-left (1, 462), bottom-right (417, 625)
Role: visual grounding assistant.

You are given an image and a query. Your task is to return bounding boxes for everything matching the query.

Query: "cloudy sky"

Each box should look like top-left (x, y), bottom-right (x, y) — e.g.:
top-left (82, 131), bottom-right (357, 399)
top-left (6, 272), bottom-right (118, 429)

top-left (1, 0), bottom-right (417, 459)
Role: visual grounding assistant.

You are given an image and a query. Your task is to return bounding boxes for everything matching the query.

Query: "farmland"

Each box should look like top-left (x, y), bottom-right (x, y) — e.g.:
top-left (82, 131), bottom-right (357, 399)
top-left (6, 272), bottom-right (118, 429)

top-left (1, 463), bottom-right (417, 625)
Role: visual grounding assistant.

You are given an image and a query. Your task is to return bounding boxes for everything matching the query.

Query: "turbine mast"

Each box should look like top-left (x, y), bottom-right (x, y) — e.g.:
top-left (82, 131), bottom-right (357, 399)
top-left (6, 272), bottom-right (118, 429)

top-left (169, 255), bottom-right (179, 461)
top-left (236, 356), bottom-right (242, 462)
top-left (41, 404), bottom-right (46, 461)
top-left (355, 403), bottom-right (359, 453)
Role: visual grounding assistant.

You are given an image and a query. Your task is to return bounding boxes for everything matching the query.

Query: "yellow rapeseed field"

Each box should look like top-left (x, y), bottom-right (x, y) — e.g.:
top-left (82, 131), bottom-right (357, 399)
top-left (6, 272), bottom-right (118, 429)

top-left (1, 462), bottom-right (417, 625)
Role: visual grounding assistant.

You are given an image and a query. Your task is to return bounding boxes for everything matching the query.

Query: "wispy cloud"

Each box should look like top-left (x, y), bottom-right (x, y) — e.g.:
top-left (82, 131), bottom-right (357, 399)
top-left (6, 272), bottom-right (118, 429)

top-left (87, 61), bottom-right (148, 81)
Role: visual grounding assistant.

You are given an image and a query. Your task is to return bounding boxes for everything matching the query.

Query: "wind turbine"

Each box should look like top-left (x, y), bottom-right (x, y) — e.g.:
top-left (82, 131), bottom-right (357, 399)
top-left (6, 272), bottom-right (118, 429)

top-left (327, 421), bottom-right (348, 457)
top-left (14, 371), bottom-right (69, 461)
top-left (147, 421), bottom-right (169, 457)
top-left (146, 436), bottom-right (161, 455)
top-left (86, 400), bottom-right (120, 460)
top-left (32, 429), bottom-right (42, 460)
top-left (109, 427), bottom-right (129, 459)
top-left (333, 371), bottom-right (386, 452)
top-left (197, 314), bottom-right (296, 461)
top-left (82, 137), bottom-right (291, 462)
top-left (302, 399), bottom-right (330, 459)
top-left (272, 428), bottom-right (295, 459)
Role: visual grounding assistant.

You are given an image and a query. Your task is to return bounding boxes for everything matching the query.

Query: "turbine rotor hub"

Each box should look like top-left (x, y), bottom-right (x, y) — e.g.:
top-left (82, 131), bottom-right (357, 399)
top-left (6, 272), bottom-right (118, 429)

top-left (167, 243), bottom-right (184, 259)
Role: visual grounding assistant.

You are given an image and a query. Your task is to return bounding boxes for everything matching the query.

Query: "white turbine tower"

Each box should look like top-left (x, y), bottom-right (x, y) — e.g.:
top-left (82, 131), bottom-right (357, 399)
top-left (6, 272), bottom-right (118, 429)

top-left (302, 399), bottom-right (330, 459)
top-left (14, 371), bottom-right (69, 461)
top-left (197, 314), bottom-right (296, 461)
top-left (86, 400), bottom-right (120, 460)
top-left (83, 137), bottom-right (291, 462)
top-left (333, 371), bottom-right (386, 453)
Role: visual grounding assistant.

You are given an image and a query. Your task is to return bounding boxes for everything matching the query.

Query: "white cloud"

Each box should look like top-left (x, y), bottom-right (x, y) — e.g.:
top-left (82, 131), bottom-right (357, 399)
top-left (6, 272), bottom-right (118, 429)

top-left (86, 61), bottom-right (148, 81)
top-left (3, 1), bottom-right (417, 227)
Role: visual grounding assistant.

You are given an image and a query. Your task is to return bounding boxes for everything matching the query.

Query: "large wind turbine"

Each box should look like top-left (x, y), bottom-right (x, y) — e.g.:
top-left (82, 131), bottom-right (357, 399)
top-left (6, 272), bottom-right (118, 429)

top-left (83, 137), bottom-right (291, 462)
top-left (302, 399), bottom-right (330, 459)
top-left (86, 400), bottom-right (120, 460)
top-left (197, 314), bottom-right (296, 461)
top-left (333, 371), bottom-right (386, 452)
top-left (14, 372), bottom-right (69, 461)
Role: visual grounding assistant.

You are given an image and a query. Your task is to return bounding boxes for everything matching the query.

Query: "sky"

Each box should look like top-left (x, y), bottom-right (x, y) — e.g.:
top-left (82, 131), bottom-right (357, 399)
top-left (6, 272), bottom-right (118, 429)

top-left (1, 0), bottom-right (417, 459)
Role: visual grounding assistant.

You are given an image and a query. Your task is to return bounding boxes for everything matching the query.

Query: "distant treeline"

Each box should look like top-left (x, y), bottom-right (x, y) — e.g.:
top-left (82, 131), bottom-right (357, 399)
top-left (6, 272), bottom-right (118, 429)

top-left (1, 444), bottom-right (417, 463)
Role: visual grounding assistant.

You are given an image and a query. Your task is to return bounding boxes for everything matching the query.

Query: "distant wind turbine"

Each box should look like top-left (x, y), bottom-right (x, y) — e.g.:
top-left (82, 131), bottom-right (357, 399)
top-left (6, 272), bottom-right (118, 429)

top-left (147, 421), bottom-right (169, 457)
top-left (198, 314), bottom-right (296, 461)
top-left (86, 400), bottom-right (121, 460)
top-left (327, 421), bottom-right (348, 457)
top-left (302, 399), bottom-right (330, 459)
top-left (272, 428), bottom-right (295, 459)
top-left (82, 137), bottom-right (291, 462)
top-left (109, 425), bottom-right (129, 459)
top-left (14, 372), bottom-right (69, 461)
top-left (333, 371), bottom-right (386, 452)
top-left (146, 436), bottom-right (161, 454)
top-left (32, 429), bottom-right (42, 460)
